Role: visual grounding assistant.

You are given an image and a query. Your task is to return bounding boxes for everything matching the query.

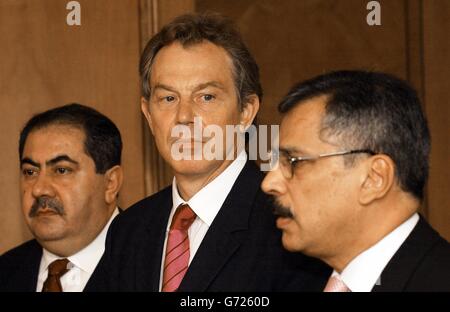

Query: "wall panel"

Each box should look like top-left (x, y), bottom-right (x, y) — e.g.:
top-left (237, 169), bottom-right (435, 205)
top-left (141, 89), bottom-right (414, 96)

top-left (423, 0), bottom-right (450, 239)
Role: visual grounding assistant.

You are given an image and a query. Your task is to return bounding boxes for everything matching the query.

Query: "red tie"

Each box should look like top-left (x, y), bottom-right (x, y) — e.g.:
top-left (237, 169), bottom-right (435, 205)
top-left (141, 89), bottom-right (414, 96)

top-left (162, 204), bottom-right (196, 292)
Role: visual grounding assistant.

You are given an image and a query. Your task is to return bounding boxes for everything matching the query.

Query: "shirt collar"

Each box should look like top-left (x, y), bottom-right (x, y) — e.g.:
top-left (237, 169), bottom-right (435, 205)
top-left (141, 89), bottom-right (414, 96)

top-left (171, 151), bottom-right (247, 227)
top-left (42, 208), bottom-right (119, 274)
top-left (336, 213), bottom-right (419, 292)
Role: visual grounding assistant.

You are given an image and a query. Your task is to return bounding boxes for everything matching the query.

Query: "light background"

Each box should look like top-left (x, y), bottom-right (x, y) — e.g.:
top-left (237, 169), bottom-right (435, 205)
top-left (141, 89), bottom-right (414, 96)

top-left (0, 0), bottom-right (448, 254)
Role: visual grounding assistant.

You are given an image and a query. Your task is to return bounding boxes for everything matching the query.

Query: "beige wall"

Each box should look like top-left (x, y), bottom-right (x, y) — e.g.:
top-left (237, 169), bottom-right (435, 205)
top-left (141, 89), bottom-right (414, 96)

top-left (0, 0), bottom-right (449, 254)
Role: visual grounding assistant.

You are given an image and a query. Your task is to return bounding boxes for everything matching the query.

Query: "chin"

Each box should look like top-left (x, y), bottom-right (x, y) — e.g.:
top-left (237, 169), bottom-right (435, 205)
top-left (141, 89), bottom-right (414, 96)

top-left (170, 158), bottom-right (224, 177)
top-left (282, 233), bottom-right (305, 253)
top-left (33, 230), bottom-right (67, 242)
top-left (29, 220), bottom-right (67, 242)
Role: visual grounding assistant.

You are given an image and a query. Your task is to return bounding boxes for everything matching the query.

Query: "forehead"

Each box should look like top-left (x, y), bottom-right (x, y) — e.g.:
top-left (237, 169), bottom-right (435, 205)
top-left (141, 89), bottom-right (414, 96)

top-left (23, 125), bottom-right (86, 160)
top-left (150, 41), bottom-right (234, 87)
top-left (279, 96), bottom-right (328, 151)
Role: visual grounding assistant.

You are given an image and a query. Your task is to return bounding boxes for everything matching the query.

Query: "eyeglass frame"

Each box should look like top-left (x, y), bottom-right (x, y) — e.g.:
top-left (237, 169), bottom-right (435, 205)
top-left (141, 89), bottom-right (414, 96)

top-left (275, 148), bottom-right (376, 179)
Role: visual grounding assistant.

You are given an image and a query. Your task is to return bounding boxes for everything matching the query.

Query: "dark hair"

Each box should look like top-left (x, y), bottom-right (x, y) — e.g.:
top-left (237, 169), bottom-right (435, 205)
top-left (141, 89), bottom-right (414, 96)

top-left (139, 12), bottom-right (263, 108)
top-left (19, 103), bottom-right (122, 174)
top-left (278, 70), bottom-right (430, 200)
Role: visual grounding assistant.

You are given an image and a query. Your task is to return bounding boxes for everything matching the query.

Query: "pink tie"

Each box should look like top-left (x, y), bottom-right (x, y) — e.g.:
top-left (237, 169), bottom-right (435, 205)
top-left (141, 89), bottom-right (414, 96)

top-left (162, 204), bottom-right (196, 292)
top-left (323, 275), bottom-right (351, 292)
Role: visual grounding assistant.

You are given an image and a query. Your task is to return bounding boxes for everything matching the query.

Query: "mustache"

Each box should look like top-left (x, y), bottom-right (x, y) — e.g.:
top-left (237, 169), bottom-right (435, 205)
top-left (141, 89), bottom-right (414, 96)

top-left (270, 196), bottom-right (294, 219)
top-left (29, 196), bottom-right (65, 218)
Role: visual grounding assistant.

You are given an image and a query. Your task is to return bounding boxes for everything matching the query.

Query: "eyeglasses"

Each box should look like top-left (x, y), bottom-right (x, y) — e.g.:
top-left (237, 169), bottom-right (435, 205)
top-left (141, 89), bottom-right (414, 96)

top-left (273, 149), bottom-right (376, 179)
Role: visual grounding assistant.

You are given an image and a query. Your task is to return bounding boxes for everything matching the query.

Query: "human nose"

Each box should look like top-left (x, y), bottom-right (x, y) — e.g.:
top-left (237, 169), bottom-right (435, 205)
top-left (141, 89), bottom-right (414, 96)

top-left (31, 172), bottom-right (55, 199)
top-left (175, 97), bottom-right (195, 125)
top-left (261, 168), bottom-right (286, 196)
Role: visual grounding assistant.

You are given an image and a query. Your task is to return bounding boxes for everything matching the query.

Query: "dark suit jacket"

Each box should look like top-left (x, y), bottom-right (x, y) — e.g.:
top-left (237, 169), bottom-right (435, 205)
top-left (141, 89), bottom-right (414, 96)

top-left (0, 240), bottom-right (42, 291)
top-left (0, 208), bottom-right (123, 292)
top-left (98, 161), bottom-right (331, 291)
top-left (0, 239), bottom-right (103, 292)
top-left (372, 216), bottom-right (450, 292)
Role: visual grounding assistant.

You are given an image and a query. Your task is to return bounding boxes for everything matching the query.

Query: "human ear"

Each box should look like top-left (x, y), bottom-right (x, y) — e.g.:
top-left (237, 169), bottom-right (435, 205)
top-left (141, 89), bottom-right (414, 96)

top-left (141, 97), bottom-right (154, 134)
top-left (104, 165), bottom-right (123, 204)
top-left (239, 94), bottom-right (260, 130)
top-left (359, 155), bottom-right (395, 205)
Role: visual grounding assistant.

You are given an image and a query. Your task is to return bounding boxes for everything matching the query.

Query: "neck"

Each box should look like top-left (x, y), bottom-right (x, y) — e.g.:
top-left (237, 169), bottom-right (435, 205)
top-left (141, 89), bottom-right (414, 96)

top-left (323, 195), bottom-right (419, 273)
top-left (175, 159), bottom-right (235, 200)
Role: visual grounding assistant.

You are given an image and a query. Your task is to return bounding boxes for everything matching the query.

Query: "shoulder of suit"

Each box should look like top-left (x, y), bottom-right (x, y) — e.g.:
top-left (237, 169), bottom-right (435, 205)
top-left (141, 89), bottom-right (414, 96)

top-left (0, 239), bottom-right (41, 262)
top-left (406, 217), bottom-right (450, 270)
top-left (402, 220), bottom-right (450, 290)
top-left (422, 225), bottom-right (450, 262)
top-left (112, 185), bottom-right (172, 223)
top-left (415, 216), bottom-right (450, 247)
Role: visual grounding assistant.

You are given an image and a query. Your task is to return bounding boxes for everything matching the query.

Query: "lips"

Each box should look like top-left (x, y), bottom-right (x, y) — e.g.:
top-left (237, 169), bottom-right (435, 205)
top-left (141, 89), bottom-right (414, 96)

top-left (276, 217), bottom-right (292, 229)
top-left (175, 138), bottom-right (208, 144)
top-left (172, 137), bottom-right (212, 152)
top-left (35, 208), bottom-right (59, 216)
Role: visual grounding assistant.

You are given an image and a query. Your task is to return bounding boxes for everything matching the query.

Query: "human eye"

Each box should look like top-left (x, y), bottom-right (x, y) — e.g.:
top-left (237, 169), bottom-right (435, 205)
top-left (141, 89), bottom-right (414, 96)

top-left (22, 167), bottom-right (38, 178)
top-left (201, 94), bottom-right (216, 102)
top-left (162, 95), bottom-right (176, 102)
top-left (55, 167), bottom-right (73, 175)
top-left (290, 157), bottom-right (302, 168)
top-left (291, 155), bottom-right (317, 170)
top-left (281, 152), bottom-right (305, 168)
top-left (158, 95), bottom-right (178, 109)
top-left (278, 151), bottom-right (292, 167)
top-left (195, 92), bottom-right (217, 105)
top-left (153, 91), bottom-right (177, 105)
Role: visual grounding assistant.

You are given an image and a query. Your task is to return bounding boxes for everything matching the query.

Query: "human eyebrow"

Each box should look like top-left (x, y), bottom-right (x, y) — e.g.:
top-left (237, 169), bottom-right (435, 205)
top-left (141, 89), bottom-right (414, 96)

top-left (152, 84), bottom-right (178, 93)
top-left (21, 157), bottom-right (40, 168)
top-left (192, 81), bottom-right (226, 93)
top-left (280, 147), bottom-right (304, 155)
top-left (279, 146), bottom-right (310, 156)
top-left (46, 155), bottom-right (79, 167)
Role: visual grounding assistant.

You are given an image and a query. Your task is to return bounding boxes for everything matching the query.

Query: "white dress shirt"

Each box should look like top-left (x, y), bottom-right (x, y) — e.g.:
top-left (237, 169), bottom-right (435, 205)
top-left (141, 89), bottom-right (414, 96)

top-left (330, 213), bottom-right (419, 292)
top-left (36, 208), bottom-right (119, 292)
top-left (159, 151), bottom-right (248, 291)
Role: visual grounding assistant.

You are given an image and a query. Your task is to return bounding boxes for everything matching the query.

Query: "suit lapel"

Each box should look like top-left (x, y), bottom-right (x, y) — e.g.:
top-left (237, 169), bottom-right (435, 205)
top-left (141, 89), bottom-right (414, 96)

top-left (136, 188), bottom-right (173, 291)
top-left (178, 161), bottom-right (262, 291)
top-left (372, 216), bottom-right (441, 292)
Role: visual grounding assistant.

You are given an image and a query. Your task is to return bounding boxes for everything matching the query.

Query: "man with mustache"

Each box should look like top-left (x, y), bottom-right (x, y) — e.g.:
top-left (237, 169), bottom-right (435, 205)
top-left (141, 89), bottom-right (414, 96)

top-left (0, 103), bottom-right (123, 292)
top-left (262, 70), bottom-right (450, 292)
top-left (98, 13), bottom-right (329, 291)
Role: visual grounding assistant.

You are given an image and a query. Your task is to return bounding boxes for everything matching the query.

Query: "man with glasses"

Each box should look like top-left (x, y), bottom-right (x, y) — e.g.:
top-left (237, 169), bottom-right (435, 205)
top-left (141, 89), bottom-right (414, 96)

top-left (262, 70), bottom-right (450, 292)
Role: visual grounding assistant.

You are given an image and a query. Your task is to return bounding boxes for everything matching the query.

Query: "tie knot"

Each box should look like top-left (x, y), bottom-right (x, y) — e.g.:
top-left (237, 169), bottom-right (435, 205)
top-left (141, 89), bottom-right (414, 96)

top-left (323, 275), bottom-right (351, 292)
top-left (171, 204), bottom-right (196, 231)
top-left (48, 259), bottom-right (70, 277)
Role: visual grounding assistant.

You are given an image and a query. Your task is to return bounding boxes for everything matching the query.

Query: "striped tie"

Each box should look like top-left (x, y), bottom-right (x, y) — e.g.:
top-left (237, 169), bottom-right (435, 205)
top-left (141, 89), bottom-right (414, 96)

top-left (323, 275), bottom-right (351, 292)
top-left (162, 204), bottom-right (196, 292)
